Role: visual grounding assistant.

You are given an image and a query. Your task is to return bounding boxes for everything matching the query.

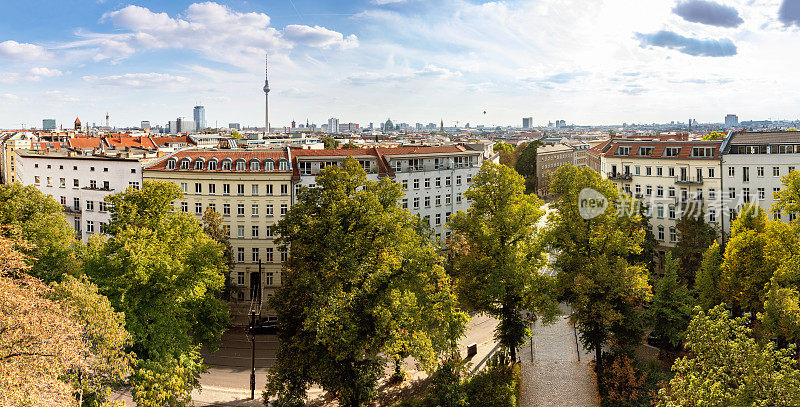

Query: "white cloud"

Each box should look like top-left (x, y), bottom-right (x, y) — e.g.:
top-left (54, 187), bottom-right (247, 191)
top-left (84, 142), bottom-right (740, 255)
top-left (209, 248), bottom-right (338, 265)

top-left (29, 67), bottom-right (63, 78)
top-left (371, 0), bottom-right (408, 5)
top-left (0, 94), bottom-right (20, 102)
top-left (82, 73), bottom-right (189, 88)
top-left (283, 25), bottom-right (359, 49)
top-left (345, 65), bottom-right (462, 85)
top-left (0, 40), bottom-right (47, 60)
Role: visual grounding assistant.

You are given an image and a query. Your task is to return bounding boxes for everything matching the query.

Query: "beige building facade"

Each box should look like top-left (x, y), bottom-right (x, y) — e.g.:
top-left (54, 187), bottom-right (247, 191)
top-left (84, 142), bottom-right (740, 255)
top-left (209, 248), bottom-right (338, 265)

top-left (536, 143), bottom-right (575, 196)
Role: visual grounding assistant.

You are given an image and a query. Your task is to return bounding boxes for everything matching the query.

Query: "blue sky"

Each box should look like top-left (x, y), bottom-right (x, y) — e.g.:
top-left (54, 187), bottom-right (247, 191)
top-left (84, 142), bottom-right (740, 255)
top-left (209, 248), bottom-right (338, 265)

top-left (1, 0), bottom-right (799, 129)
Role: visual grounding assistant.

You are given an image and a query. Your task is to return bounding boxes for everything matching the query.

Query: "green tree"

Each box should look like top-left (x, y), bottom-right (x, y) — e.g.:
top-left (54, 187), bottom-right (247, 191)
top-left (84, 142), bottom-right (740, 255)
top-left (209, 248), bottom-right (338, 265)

top-left (700, 131), bottom-right (727, 140)
top-left (648, 254), bottom-right (693, 349)
top-left (658, 305), bottom-right (800, 406)
top-left (514, 140), bottom-right (542, 193)
top-left (694, 241), bottom-right (723, 310)
top-left (493, 142), bottom-right (514, 153)
top-left (719, 204), bottom-right (777, 313)
top-left (547, 165), bottom-right (652, 368)
top-left (0, 183), bottom-right (80, 282)
top-left (202, 207), bottom-right (237, 300)
top-left (773, 170), bottom-right (800, 226)
top-left (448, 162), bottom-right (557, 362)
top-left (84, 181), bottom-right (230, 406)
top-left (671, 208), bottom-right (717, 286)
top-left (230, 130), bottom-right (242, 139)
top-left (321, 136), bottom-right (340, 149)
top-left (265, 158), bottom-right (467, 407)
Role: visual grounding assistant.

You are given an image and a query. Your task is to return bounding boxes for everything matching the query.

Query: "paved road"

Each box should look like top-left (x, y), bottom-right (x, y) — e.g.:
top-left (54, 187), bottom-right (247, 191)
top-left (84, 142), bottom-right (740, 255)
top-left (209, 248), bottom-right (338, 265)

top-left (520, 304), bottom-right (599, 407)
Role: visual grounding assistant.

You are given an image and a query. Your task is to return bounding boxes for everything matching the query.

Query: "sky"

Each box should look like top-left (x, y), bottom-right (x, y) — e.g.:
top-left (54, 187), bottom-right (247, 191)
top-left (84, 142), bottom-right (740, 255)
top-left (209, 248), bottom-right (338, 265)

top-left (0, 0), bottom-right (799, 129)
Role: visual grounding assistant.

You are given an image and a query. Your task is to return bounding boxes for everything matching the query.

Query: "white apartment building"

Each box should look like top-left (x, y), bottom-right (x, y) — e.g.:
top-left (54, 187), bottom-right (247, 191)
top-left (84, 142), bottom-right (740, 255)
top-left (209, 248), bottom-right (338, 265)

top-left (720, 131), bottom-right (800, 232)
top-left (597, 138), bottom-right (724, 253)
top-left (15, 149), bottom-right (145, 242)
top-left (292, 145), bottom-right (485, 240)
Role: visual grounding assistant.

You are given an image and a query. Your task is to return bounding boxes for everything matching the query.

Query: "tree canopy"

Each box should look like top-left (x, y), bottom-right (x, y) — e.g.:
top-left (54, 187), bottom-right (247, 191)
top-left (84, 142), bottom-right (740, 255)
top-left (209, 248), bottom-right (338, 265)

top-left (266, 158), bottom-right (467, 407)
top-left (321, 136), bottom-right (340, 149)
top-left (648, 253), bottom-right (693, 349)
top-left (84, 181), bottom-right (230, 406)
top-left (671, 208), bottom-right (717, 286)
top-left (658, 305), bottom-right (800, 406)
top-left (448, 162), bottom-right (557, 361)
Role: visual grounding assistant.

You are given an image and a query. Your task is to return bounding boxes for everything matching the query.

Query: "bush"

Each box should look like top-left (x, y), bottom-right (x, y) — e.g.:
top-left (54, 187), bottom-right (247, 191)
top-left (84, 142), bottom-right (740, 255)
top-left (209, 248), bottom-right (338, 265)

top-left (598, 353), bottom-right (670, 407)
top-left (464, 362), bottom-right (520, 407)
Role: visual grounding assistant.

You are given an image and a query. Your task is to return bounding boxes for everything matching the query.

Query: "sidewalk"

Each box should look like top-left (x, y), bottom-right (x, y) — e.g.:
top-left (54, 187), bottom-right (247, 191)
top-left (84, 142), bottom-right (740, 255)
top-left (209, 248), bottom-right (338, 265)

top-left (520, 304), bottom-right (599, 407)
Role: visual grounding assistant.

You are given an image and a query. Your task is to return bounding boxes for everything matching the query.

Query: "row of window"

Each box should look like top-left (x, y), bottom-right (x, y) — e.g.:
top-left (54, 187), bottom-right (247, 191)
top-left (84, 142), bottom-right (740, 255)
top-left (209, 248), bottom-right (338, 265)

top-left (236, 271), bottom-right (276, 286)
top-left (727, 165), bottom-right (797, 182)
top-left (401, 175), bottom-right (470, 190)
top-left (33, 163), bottom-right (135, 173)
top-left (167, 157), bottom-right (290, 172)
top-left (226, 224), bottom-right (276, 239)
top-left (402, 193), bottom-right (462, 209)
top-left (35, 176), bottom-right (123, 190)
top-left (614, 165), bottom-right (715, 179)
top-left (235, 247), bottom-right (288, 263)
top-left (179, 182), bottom-right (289, 196)
top-left (180, 202), bottom-right (288, 217)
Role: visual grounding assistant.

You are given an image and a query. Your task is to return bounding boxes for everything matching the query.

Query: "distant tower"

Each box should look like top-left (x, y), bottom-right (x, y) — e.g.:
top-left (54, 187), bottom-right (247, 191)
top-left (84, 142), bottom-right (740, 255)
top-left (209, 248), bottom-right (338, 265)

top-left (193, 105), bottom-right (206, 130)
top-left (263, 53), bottom-right (270, 135)
top-left (440, 119), bottom-right (444, 132)
top-left (105, 112), bottom-right (109, 128)
top-left (291, 120), bottom-right (296, 129)
top-left (74, 117), bottom-right (81, 131)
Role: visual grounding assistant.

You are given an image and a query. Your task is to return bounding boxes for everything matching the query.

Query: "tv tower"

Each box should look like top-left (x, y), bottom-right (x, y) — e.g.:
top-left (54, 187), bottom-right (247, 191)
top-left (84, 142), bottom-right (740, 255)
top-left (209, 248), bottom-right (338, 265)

top-left (263, 53), bottom-right (270, 136)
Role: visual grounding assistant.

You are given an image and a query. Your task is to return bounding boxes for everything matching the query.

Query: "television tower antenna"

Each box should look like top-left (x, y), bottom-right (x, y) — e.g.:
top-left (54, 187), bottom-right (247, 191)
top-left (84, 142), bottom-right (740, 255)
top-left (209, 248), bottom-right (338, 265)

top-left (263, 53), bottom-right (270, 137)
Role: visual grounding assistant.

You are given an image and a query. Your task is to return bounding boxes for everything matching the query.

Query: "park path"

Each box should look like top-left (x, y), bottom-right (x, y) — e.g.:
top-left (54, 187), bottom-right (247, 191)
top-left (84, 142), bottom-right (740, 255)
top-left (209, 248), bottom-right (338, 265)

top-left (520, 304), bottom-right (600, 407)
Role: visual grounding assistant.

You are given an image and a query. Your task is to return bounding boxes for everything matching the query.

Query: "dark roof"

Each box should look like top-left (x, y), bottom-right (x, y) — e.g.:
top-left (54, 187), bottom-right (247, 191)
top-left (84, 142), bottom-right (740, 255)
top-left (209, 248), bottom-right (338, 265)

top-left (728, 131), bottom-right (800, 145)
top-left (598, 140), bottom-right (722, 160)
top-left (145, 149), bottom-right (291, 172)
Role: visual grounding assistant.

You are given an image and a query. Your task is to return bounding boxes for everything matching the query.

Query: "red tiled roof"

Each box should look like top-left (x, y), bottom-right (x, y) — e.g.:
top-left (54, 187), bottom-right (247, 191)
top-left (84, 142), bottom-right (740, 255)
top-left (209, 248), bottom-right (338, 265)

top-left (105, 137), bottom-right (157, 150)
top-left (68, 138), bottom-right (102, 149)
top-left (145, 149), bottom-right (291, 172)
top-left (150, 136), bottom-right (193, 147)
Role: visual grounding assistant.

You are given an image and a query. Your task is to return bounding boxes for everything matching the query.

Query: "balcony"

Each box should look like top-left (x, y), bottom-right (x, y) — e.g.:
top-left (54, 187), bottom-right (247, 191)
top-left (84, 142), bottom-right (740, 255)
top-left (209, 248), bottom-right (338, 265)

top-left (62, 206), bottom-right (82, 215)
top-left (607, 172), bottom-right (633, 182)
top-left (675, 175), bottom-right (703, 185)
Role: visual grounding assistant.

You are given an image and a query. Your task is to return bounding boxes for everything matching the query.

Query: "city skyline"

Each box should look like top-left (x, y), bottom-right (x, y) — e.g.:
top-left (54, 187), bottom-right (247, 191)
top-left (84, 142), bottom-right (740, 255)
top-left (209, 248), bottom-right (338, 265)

top-left (1, 0), bottom-right (800, 129)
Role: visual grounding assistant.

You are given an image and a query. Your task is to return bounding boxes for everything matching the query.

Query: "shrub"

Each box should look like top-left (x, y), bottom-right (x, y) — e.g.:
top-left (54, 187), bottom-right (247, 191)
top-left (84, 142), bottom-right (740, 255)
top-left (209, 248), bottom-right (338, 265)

top-left (464, 352), bottom-right (521, 407)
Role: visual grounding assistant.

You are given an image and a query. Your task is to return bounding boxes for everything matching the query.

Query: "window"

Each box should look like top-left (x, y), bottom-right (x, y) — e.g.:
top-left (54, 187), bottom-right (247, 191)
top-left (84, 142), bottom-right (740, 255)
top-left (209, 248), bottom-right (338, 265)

top-left (657, 205), bottom-right (664, 218)
top-left (709, 207), bottom-right (716, 222)
top-left (668, 167), bottom-right (675, 177)
top-left (615, 146), bottom-right (631, 156)
top-left (61, 196), bottom-right (66, 205)
top-left (194, 160), bottom-right (204, 170)
top-left (86, 221), bottom-right (94, 234)
top-left (208, 203), bottom-right (216, 212)
top-left (236, 160), bottom-right (246, 171)
top-left (401, 199), bottom-right (408, 209)
top-left (73, 198), bottom-right (80, 210)
top-left (445, 177), bottom-right (451, 186)
top-left (266, 204), bottom-right (273, 216)
top-left (743, 188), bottom-right (751, 203)
top-left (646, 185), bottom-right (653, 196)
top-left (663, 147), bottom-right (681, 157)
top-left (669, 227), bottom-right (677, 242)
top-left (435, 213), bottom-right (441, 225)
top-left (729, 188), bottom-right (736, 199)
top-left (223, 204), bottom-right (230, 216)
top-left (181, 202), bottom-right (188, 212)
top-left (656, 167), bottom-right (663, 176)
top-left (414, 197), bottom-right (420, 209)
top-left (237, 204), bottom-right (245, 216)
top-left (634, 184), bottom-right (641, 195)
top-left (638, 147), bottom-right (653, 156)
top-left (90, 167), bottom-right (95, 172)
top-left (775, 210), bottom-right (782, 220)
top-left (222, 159), bottom-right (232, 171)
top-left (252, 204), bottom-right (259, 216)
top-left (237, 272), bottom-right (245, 285)
top-left (180, 182), bottom-right (188, 193)
top-left (208, 160), bottom-right (218, 170)
top-left (774, 167), bottom-right (781, 177)
top-left (635, 166), bottom-right (641, 175)
top-left (73, 179), bottom-right (79, 188)
top-left (435, 195), bottom-right (441, 206)
top-left (250, 160), bottom-right (260, 171)
top-left (265, 248), bottom-right (274, 262)
top-left (252, 185), bottom-right (258, 195)
top-left (657, 226), bottom-right (665, 241)
top-left (195, 183), bottom-right (202, 194)
top-left (757, 167), bottom-right (764, 177)
top-left (252, 226), bottom-right (259, 238)
top-left (413, 179), bottom-right (420, 189)
top-left (86, 200), bottom-right (94, 211)
top-left (668, 187), bottom-right (675, 198)
top-left (729, 166), bottom-right (735, 177)
top-left (669, 205), bottom-right (676, 219)
top-left (425, 196), bottom-right (431, 207)
top-left (456, 176), bottom-right (462, 185)
top-left (279, 160), bottom-right (289, 171)
top-left (129, 181), bottom-right (140, 189)
top-left (180, 159), bottom-right (190, 170)
top-left (435, 177), bottom-right (441, 187)
top-left (280, 204), bottom-right (288, 216)
top-left (402, 180), bottom-right (408, 190)
top-left (265, 184), bottom-right (273, 195)
top-left (264, 160), bottom-right (274, 171)
top-left (280, 248), bottom-right (288, 262)
top-left (645, 166), bottom-right (652, 176)
top-left (456, 194), bottom-right (462, 204)
top-left (46, 176), bottom-right (52, 186)
top-left (208, 184), bottom-right (216, 194)
top-left (95, 201), bottom-right (104, 213)
top-left (237, 225), bottom-right (245, 238)
top-left (709, 188), bottom-right (716, 200)
top-left (103, 168), bottom-right (108, 172)
top-left (59, 178), bottom-right (65, 188)
top-left (446, 195), bottom-right (452, 204)
top-left (265, 272), bottom-right (274, 286)
top-left (265, 225), bottom-right (273, 238)
top-left (166, 159), bottom-right (176, 169)
top-left (394, 161), bottom-right (402, 172)
top-left (237, 184), bottom-right (244, 195)
top-left (691, 147), bottom-right (713, 157)
top-left (281, 184), bottom-right (288, 195)
top-left (195, 203), bottom-right (202, 214)
top-left (237, 247), bottom-right (245, 262)
top-left (223, 184), bottom-right (230, 195)
top-left (758, 188), bottom-right (765, 200)
top-left (103, 181), bottom-right (109, 190)
top-left (424, 178), bottom-right (431, 188)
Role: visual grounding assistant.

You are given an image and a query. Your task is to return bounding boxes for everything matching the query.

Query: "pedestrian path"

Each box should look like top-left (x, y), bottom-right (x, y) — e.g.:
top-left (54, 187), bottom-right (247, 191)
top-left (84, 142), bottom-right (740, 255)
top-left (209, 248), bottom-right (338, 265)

top-left (520, 304), bottom-right (600, 407)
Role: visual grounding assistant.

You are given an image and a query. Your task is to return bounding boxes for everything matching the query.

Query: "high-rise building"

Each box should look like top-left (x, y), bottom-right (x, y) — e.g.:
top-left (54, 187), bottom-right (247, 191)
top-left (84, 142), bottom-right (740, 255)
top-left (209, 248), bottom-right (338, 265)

top-left (141, 121), bottom-right (151, 129)
top-left (725, 114), bottom-right (739, 128)
top-left (42, 119), bottom-right (56, 130)
top-left (193, 106), bottom-right (206, 130)
top-left (522, 117), bottom-right (533, 129)
top-left (176, 117), bottom-right (195, 133)
top-left (327, 118), bottom-right (339, 134)
top-left (229, 123), bottom-right (241, 131)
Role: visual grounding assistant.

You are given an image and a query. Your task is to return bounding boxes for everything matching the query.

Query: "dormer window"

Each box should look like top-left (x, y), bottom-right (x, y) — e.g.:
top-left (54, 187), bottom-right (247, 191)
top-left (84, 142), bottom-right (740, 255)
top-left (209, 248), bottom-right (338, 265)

top-left (663, 147), bottom-right (681, 157)
top-left (615, 146), bottom-right (630, 156)
top-left (166, 159), bottom-right (176, 169)
top-left (235, 159), bottom-right (246, 171)
top-left (279, 159), bottom-right (289, 171)
top-left (179, 159), bottom-right (190, 169)
top-left (638, 147), bottom-right (654, 156)
top-left (194, 159), bottom-right (204, 170)
top-left (264, 159), bottom-right (274, 171)
top-left (691, 147), bottom-right (714, 157)
top-left (221, 159), bottom-right (232, 170)
top-left (208, 159), bottom-right (218, 170)
top-left (249, 159), bottom-right (260, 171)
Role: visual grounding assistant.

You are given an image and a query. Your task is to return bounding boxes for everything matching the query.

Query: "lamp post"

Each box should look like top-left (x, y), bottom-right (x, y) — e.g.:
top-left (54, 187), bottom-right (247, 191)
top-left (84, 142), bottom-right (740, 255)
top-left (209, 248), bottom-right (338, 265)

top-left (249, 309), bottom-right (256, 400)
